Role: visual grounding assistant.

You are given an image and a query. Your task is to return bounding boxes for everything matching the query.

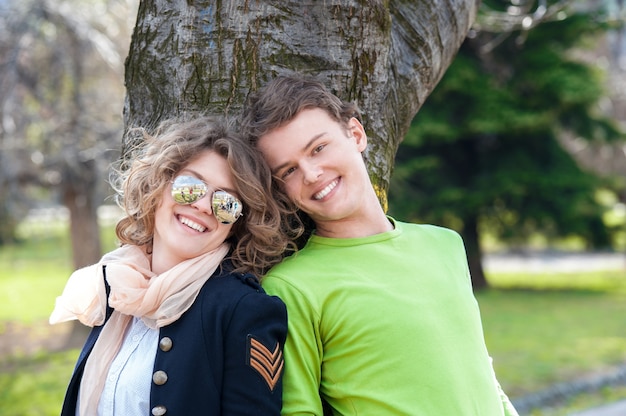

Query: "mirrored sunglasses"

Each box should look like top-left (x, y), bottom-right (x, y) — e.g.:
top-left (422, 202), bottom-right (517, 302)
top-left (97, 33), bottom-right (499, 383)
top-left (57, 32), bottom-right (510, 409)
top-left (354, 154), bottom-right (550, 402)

top-left (171, 175), bottom-right (243, 224)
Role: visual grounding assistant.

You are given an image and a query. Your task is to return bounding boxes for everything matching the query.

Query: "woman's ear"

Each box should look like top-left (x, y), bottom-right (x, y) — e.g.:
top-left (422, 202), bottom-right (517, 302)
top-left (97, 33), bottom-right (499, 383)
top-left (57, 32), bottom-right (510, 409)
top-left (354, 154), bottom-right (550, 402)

top-left (348, 117), bottom-right (368, 152)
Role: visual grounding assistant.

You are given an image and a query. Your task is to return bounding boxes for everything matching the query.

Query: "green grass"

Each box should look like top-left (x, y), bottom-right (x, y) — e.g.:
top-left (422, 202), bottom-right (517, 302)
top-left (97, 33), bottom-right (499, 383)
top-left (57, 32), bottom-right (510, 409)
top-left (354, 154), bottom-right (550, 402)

top-left (0, 350), bottom-right (78, 416)
top-left (0, 222), bottom-right (119, 323)
top-left (526, 385), bottom-right (626, 416)
top-left (0, 233), bottom-right (72, 323)
top-left (0, 223), bottom-right (625, 415)
top-left (478, 277), bottom-right (626, 396)
top-left (0, 221), bottom-right (117, 415)
top-left (481, 270), bottom-right (626, 415)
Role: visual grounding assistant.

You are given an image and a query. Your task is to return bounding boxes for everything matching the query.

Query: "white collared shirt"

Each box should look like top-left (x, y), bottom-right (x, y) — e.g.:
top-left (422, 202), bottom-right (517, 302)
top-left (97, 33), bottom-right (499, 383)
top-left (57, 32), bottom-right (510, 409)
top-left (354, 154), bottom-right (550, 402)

top-left (94, 317), bottom-right (159, 415)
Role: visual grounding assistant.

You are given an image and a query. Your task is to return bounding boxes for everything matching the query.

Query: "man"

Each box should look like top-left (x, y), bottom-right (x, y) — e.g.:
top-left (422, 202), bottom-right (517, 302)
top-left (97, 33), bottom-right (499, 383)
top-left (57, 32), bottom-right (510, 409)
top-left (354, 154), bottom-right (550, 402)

top-left (242, 74), bottom-right (518, 415)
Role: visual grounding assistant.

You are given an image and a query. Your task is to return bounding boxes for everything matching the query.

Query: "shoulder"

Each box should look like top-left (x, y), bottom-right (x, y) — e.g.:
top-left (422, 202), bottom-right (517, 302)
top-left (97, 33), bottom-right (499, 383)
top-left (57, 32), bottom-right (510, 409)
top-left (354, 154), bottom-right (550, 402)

top-left (206, 261), bottom-right (265, 295)
top-left (197, 262), bottom-right (285, 312)
top-left (209, 269), bottom-right (287, 339)
top-left (181, 265), bottom-right (286, 335)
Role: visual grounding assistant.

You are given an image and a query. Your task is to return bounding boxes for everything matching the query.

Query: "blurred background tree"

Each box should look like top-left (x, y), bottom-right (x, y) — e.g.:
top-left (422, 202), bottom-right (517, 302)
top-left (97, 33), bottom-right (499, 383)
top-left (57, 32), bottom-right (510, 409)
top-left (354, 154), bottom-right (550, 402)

top-left (0, 0), bottom-right (137, 268)
top-left (389, 0), bottom-right (626, 289)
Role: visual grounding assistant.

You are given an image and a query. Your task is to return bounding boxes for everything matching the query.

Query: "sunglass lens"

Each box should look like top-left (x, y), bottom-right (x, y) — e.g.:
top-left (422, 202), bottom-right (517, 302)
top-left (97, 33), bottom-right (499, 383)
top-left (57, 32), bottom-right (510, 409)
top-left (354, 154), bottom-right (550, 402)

top-left (212, 191), bottom-right (243, 224)
top-left (171, 176), bottom-right (207, 205)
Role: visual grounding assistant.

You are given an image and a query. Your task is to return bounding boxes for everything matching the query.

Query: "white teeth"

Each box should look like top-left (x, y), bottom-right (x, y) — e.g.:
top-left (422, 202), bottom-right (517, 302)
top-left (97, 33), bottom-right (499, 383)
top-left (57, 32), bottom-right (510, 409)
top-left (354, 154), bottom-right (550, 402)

top-left (179, 216), bottom-right (206, 232)
top-left (314, 180), bottom-right (338, 200)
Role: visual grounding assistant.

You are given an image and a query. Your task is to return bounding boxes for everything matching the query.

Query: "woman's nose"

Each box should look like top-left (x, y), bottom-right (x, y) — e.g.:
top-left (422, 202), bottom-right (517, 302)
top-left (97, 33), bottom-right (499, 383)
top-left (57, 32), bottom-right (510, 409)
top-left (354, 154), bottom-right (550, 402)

top-left (190, 193), bottom-right (214, 215)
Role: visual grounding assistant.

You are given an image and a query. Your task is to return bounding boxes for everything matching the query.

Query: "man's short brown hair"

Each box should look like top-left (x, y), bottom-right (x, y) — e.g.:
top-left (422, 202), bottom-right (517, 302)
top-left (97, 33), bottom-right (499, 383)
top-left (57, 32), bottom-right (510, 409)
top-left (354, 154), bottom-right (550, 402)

top-left (241, 74), bottom-right (360, 144)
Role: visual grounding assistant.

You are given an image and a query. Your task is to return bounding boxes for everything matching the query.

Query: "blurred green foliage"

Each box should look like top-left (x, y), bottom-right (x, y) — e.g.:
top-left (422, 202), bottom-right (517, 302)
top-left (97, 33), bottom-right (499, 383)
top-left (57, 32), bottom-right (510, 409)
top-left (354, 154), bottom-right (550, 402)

top-left (389, 2), bottom-right (625, 288)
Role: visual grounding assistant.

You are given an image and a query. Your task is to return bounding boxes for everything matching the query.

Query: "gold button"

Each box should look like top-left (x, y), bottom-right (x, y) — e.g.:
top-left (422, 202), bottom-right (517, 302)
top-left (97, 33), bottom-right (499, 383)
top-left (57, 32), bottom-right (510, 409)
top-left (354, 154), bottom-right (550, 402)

top-left (152, 370), bottom-right (168, 385)
top-left (151, 405), bottom-right (167, 416)
top-left (159, 337), bottom-right (173, 352)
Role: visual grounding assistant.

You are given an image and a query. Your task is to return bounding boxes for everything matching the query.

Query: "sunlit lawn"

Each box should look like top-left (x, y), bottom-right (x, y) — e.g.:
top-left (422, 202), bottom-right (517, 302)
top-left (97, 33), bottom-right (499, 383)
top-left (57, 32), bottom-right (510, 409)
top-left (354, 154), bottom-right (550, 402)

top-left (0, 221), bottom-right (118, 416)
top-left (0, 219), bottom-right (625, 415)
top-left (479, 269), bottom-right (626, 415)
top-left (0, 349), bottom-right (78, 416)
top-left (0, 220), bottom-right (119, 323)
top-left (479, 274), bottom-right (626, 396)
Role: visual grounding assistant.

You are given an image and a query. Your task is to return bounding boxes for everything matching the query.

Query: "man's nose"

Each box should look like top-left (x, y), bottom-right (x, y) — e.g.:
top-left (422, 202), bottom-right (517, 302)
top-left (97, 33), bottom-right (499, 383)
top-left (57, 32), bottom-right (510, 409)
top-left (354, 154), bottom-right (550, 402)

top-left (301, 161), bottom-right (322, 184)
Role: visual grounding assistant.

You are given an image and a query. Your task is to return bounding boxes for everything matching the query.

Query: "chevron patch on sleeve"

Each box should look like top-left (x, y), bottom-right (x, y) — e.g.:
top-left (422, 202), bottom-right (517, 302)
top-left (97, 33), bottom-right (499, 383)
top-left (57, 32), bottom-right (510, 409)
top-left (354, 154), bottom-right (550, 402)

top-left (247, 335), bottom-right (284, 391)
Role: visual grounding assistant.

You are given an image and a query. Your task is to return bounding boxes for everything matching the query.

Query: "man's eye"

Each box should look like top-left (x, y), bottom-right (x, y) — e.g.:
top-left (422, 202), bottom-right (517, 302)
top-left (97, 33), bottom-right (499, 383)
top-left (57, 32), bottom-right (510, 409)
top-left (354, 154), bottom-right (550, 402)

top-left (313, 144), bottom-right (325, 154)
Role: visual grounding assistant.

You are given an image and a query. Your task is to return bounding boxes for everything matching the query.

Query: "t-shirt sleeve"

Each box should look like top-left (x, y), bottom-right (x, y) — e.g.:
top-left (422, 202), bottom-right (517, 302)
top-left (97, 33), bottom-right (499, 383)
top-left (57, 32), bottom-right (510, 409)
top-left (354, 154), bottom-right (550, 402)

top-left (263, 275), bottom-right (325, 415)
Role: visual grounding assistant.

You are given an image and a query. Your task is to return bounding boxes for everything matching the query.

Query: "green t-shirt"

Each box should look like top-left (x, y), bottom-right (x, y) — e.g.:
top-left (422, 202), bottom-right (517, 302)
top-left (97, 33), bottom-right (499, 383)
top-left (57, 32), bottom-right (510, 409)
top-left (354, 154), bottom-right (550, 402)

top-left (262, 219), bottom-right (517, 415)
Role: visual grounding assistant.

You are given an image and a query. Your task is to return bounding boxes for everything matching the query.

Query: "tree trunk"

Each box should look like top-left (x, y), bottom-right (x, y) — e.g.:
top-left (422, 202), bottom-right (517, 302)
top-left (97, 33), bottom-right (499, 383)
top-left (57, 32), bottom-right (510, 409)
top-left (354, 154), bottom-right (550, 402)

top-left (462, 212), bottom-right (488, 290)
top-left (62, 163), bottom-right (102, 270)
top-left (124, 0), bottom-right (478, 205)
top-left (62, 161), bottom-right (102, 348)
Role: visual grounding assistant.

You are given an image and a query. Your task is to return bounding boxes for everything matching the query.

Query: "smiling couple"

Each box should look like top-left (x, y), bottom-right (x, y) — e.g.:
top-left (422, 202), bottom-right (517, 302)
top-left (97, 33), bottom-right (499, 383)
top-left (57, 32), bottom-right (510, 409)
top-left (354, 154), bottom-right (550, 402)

top-left (51, 74), bottom-right (518, 416)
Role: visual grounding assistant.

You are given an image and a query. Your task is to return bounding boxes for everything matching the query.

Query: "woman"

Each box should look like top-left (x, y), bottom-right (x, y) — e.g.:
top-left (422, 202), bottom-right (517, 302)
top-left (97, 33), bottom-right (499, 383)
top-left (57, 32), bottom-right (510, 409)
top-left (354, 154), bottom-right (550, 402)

top-left (50, 117), bottom-right (298, 415)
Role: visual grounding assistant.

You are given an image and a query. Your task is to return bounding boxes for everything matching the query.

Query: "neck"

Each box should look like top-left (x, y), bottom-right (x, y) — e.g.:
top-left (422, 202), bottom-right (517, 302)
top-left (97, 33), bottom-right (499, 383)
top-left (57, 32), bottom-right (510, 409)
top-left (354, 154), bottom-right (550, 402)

top-left (314, 210), bottom-right (393, 239)
top-left (149, 245), bottom-right (173, 275)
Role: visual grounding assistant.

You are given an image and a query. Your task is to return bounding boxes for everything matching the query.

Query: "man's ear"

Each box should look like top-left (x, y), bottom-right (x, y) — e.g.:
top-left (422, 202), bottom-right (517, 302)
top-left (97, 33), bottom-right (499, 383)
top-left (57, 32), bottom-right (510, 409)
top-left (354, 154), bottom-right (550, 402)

top-left (348, 117), bottom-right (368, 152)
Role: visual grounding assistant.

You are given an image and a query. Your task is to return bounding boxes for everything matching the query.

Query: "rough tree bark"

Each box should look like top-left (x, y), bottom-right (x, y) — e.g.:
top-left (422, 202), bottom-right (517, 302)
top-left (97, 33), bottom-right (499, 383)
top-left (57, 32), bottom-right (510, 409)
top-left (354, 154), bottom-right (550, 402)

top-left (124, 0), bottom-right (478, 206)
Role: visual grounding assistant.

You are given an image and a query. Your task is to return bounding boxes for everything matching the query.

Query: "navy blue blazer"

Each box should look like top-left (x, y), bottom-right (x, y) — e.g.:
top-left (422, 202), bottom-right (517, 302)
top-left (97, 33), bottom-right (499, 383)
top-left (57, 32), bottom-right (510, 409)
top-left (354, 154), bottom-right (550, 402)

top-left (60, 262), bottom-right (287, 415)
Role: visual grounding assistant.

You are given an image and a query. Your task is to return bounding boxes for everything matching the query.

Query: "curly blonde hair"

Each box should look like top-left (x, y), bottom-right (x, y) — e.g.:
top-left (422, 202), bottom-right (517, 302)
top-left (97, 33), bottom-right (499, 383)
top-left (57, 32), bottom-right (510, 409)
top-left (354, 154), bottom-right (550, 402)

top-left (111, 116), bottom-right (301, 278)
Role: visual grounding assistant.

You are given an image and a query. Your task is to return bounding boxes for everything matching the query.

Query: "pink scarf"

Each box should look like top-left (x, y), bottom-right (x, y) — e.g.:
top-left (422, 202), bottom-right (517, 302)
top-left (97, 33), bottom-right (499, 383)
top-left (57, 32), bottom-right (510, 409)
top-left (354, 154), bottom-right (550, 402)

top-left (50, 243), bottom-right (229, 415)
